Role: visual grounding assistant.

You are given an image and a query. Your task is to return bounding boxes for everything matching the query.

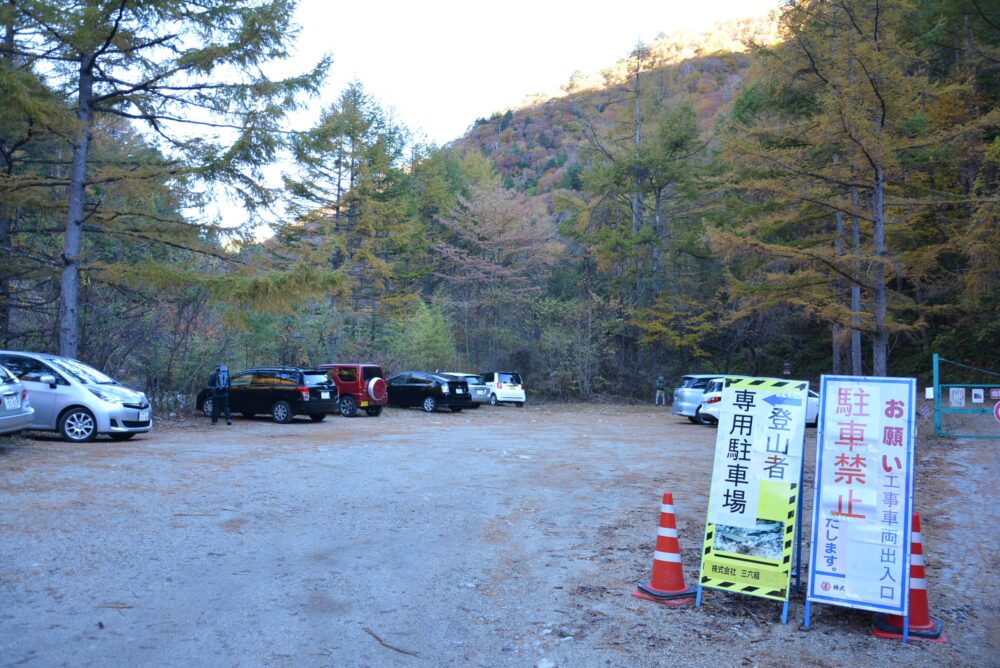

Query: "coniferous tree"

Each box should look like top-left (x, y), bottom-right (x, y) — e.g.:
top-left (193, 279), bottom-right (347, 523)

top-left (10, 0), bottom-right (329, 357)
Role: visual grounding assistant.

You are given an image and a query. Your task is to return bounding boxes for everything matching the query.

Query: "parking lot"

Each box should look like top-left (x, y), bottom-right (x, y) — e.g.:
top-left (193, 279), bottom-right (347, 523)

top-left (1, 404), bottom-right (995, 667)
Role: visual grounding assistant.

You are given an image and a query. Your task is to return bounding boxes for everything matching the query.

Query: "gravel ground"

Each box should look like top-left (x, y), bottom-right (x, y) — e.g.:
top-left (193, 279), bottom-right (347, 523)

top-left (0, 403), bottom-right (995, 667)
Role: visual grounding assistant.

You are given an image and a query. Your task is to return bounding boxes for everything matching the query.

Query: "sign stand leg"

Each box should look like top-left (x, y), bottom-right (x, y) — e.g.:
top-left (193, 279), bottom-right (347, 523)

top-left (795, 471), bottom-right (805, 592)
top-left (781, 599), bottom-right (789, 625)
top-left (804, 600), bottom-right (812, 629)
top-left (695, 585), bottom-right (703, 607)
top-left (903, 617), bottom-right (909, 644)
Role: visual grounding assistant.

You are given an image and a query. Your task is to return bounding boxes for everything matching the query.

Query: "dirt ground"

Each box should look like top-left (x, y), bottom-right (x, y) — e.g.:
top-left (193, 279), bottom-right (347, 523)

top-left (1, 403), bottom-right (996, 667)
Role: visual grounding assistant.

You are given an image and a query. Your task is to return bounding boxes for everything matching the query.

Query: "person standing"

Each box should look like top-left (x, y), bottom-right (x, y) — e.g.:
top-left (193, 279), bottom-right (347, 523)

top-left (655, 375), bottom-right (667, 406)
top-left (208, 364), bottom-right (232, 425)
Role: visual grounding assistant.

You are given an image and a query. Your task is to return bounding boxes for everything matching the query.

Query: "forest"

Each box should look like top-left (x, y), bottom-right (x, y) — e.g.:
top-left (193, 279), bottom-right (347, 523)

top-left (0, 0), bottom-right (997, 409)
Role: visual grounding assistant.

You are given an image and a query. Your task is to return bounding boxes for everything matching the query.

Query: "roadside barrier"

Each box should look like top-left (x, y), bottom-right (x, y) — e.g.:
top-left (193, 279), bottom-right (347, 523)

top-left (872, 513), bottom-right (947, 642)
top-left (632, 491), bottom-right (695, 606)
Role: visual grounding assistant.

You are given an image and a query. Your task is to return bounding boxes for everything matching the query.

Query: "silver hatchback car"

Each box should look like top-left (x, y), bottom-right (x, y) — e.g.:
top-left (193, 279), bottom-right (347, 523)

top-left (0, 351), bottom-right (152, 442)
top-left (0, 363), bottom-right (34, 435)
top-left (441, 373), bottom-right (490, 408)
top-left (671, 374), bottom-right (721, 423)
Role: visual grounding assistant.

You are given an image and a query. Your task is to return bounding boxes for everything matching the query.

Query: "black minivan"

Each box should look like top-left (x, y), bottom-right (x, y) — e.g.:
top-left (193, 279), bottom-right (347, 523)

top-left (196, 367), bottom-right (339, 423)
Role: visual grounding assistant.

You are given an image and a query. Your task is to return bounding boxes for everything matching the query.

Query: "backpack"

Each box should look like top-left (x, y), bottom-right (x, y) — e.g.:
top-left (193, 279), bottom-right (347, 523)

top-left (217, 367), bottom-right (230, 388)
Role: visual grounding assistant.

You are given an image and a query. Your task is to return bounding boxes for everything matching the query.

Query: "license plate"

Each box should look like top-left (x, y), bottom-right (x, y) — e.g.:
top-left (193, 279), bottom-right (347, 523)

top-left (360, 401), bottom-right (368, 407)
top-left (138, 410), bottom-right (149, 421)
top-left (3, 395), bottom-right (19, 410)
top-left (456, 388), bottom-right (463, 394)
top-left (321, 391), bottom-right (330, 399)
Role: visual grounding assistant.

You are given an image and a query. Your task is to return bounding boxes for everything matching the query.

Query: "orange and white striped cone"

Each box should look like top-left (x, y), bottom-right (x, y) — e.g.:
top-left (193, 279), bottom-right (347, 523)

top-left (632, 492), bottom-right (695, 606)
top-left (873, 513), bottom-right (946, 642)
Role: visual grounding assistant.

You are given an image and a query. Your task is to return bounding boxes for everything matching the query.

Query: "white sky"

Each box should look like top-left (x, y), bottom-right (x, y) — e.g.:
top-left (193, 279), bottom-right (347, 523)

top-left (286, 0), bottom-right (780, 146)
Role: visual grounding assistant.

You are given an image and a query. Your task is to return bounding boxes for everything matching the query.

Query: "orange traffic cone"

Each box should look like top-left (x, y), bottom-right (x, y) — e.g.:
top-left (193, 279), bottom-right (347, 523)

top-left (873, 513), bottom-right (946, 642)
top-left (632, 492), bottom-right (695, 606)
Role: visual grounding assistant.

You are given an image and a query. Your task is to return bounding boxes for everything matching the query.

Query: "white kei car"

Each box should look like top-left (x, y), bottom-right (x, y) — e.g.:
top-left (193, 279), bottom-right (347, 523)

top-left (479, 371), bottom-right (525, 407)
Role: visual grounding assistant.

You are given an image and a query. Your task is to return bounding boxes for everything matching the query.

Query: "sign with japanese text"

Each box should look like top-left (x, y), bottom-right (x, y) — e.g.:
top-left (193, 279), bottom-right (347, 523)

top-left (949, 387), bottom-right (966, 407)
top-left (972, 388), bottom-right (984, 404)
top-left (807, 376), bottom-right (916, 615)
top-left (700, 377), bottom-right (808, 601)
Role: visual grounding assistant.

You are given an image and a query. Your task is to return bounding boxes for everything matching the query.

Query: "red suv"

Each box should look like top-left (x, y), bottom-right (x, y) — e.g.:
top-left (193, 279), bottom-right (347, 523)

top-left (319, 363), bottom-right (388, 417)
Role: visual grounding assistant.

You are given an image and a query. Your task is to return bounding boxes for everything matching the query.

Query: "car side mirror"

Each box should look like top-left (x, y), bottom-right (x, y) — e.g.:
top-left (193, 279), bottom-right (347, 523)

top-left (40, 374), bottom-right (56, 387)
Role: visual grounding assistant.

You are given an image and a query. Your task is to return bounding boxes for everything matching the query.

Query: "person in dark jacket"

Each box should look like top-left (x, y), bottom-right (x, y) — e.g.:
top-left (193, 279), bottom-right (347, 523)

top-left (208, 364), bottom-right (232, 425)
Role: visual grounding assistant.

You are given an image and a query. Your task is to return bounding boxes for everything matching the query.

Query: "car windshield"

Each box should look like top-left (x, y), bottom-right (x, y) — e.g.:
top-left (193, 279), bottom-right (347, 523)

top-left (0, 366), bottom-right (15, 384)
top-left (680, 376), bottom-right (707, 388)
top-left (462, 375), bottom-right (483, 384)
top-left (500, 373), bottom-right (521, 384)
top-left (362, 366), bottom-right (383, 381)
top-left (303, 372), bottom-right (331, 386)
top-left (48, 358), bottom-right (117, 385)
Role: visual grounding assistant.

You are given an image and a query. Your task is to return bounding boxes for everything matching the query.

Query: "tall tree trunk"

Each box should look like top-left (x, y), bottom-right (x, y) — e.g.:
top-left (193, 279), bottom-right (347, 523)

top-left (850, 174), bottom-right (863, 375)
top-left (652, 187), bottom-right (663, 299)
top-left (631, 57), bottom-right (641, 235)
top-left (1, 0), bottom-right (16, 346)
top-left (871, 165), bottom-right (888, 375)
top-left (59, 51), bottom-right (95, 359)
top-left (0, 204), bottom-right (11, 346)
top-left (832, 211), bottom-right (846, 374)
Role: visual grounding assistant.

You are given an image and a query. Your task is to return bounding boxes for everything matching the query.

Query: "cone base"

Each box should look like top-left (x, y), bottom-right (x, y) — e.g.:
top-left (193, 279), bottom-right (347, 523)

top-left (872, 613), bottom-right (946, 643)
top-left (632, 582), bottom-right (695, 606)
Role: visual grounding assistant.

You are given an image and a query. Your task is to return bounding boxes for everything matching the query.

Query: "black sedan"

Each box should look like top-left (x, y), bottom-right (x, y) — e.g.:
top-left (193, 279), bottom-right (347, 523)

top-left (196, 367), bottom-right (339, 423)
top-left (386, 371), bottom-right (472, 413)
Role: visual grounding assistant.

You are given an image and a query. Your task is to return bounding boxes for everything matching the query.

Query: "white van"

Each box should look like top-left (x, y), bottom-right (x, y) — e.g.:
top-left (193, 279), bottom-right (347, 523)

top-left (480, 371), bottom-right (525, 407)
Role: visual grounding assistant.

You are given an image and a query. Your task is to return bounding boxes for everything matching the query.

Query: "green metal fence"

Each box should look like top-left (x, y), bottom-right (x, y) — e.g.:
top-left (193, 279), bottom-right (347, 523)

top-left (932, 353), bottom-right (1000, 439)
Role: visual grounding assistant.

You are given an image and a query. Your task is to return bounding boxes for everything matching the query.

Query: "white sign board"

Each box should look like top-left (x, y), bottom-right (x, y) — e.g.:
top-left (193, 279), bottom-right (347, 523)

top-left (807, 376), bottom-right (916, 615)
top-left (949, 387), bottom-right (966, 407)
top-left (972, 388), bottom-right (984, 404)
top-left (708, 378), bottom-right (808, 528)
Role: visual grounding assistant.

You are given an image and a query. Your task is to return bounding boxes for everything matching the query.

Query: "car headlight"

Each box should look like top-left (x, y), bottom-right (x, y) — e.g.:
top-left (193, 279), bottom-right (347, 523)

top-left (88, 388), bottom-right (121, 403)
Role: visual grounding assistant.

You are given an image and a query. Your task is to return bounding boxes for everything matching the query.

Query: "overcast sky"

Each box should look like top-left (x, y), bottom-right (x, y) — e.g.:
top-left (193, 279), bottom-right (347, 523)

top-left (284, 0), bottom-right (780, 145)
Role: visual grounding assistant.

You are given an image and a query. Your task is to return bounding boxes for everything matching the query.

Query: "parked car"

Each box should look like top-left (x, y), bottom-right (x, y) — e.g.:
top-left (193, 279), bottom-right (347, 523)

top-left (0, 363), bottom-right (34, 436)
top-left (386, 371), bottom-right (472, 413)
top-left (698, 377), bottom-right (820, 427)
top-left (479, 371), bottom-right (525, 407)
top-left (318, 363), bottom-right (388, 417)
top-left (196, 367), bottom-right (338, 423)
top-left (441, 372), bottom-right (489, 408)
top-left (671, 374), bottom-right (720, 423)
top-left (0, 350), bottom-right (152, 442)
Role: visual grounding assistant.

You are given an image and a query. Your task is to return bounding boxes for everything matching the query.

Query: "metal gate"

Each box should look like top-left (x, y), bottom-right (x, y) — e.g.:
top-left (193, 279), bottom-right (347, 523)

top-left (932, 353), bottom-right (1000, 439)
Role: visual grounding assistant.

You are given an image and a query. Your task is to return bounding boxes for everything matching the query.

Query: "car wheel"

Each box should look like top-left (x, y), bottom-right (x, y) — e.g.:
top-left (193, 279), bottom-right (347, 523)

top-left (489, 394), bottom-right (498, 406)
top-left (201, 397), bottom-right (214, 418)
top-left (422, 396), bottom-right (437, 413)
top-left (695, 407), bottom-right (712, 426)
top-left (339, 396), bottom-right (357, 417)
top-left (109, 432), bottom-right (136, 441)
top-left (687, 416), bottom-right (699, 424)
top-left (271, 400), bottom-right (293, 424)
top-left (309, 413), bottom-right (327, 423)
top-left (364, 406), bottom-right (383, 417)
top-left (59, 408), bottom-right (97, 442)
